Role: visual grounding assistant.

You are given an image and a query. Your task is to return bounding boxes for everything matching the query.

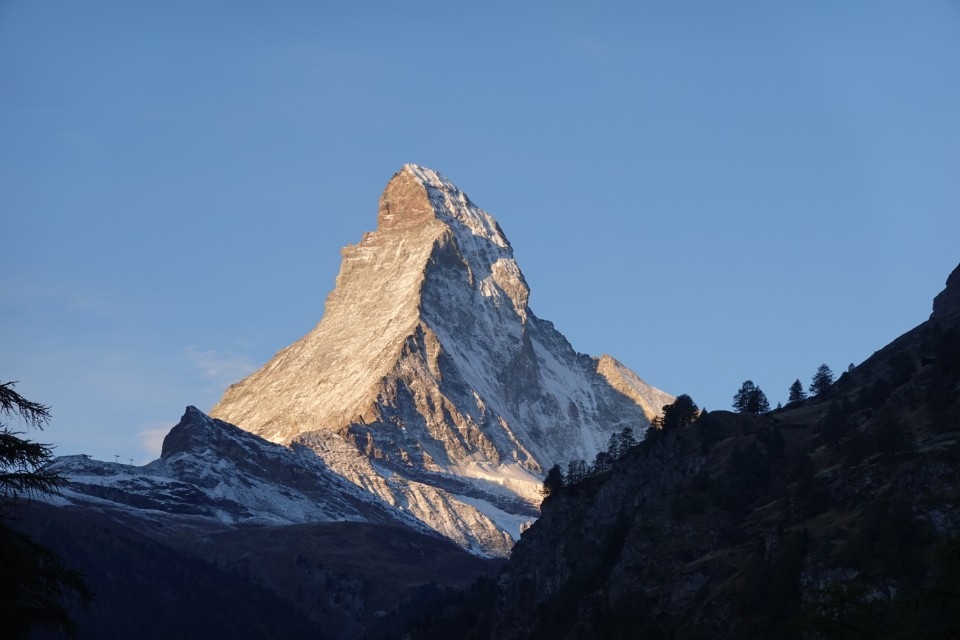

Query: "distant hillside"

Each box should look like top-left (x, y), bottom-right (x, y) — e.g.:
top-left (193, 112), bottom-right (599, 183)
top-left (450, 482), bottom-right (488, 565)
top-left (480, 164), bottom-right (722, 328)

top-left (401, 263), bottom-right (960, 639)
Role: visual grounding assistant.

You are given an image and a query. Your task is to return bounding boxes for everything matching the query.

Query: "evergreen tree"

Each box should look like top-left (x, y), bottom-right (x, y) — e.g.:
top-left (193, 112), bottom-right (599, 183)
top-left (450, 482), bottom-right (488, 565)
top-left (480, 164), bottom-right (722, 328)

top-left (606, 433), bottom-right (620, 460)
top-left (662, 394), bottom-right (699, 431)
top-left (754, 388), bottom-right (771, 413)
top-left (1, 386), bottom-right (61, 500)
top-left (809, 364), bottom-right (835, 397)
top-left (541, 464), bottom-right (564, 498)
top-left (733, 380), bottom-right (757, 412)
top-left (788, 379), bottom-right (807, 404)
top-left (616, 427), bottom-right (636, 457)
top-left (0, 381), bottom-right (92, 639)
top-left (592, 450), bottom-right (613, 473)
top-left (733, 381), bottom-right (771, 414)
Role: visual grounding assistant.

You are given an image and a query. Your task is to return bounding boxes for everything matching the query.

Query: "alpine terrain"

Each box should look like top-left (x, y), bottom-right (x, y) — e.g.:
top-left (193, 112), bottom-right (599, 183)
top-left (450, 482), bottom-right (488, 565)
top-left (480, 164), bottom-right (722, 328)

top-left (211, 164), bottom-right (672, 556)
top-left (8, 165), bottom-right (672, 638)
top-left (23, 407), bottom-right (500, 639)
top-left (400, 263), bottom-right (960, 639)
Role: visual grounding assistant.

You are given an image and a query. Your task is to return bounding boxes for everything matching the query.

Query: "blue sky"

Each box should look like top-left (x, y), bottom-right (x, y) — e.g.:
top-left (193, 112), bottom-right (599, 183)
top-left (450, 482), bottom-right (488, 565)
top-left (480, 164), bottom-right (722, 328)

top-left (2, 1), bottom-right (958, 463)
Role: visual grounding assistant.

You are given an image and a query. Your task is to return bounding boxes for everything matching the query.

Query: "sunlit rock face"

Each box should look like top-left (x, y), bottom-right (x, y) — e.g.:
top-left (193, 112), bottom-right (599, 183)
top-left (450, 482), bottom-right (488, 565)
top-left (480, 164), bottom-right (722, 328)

top-left (211, 164), bottom-right (672, 556)
top-left (46, 406), bottom-right (433, 535)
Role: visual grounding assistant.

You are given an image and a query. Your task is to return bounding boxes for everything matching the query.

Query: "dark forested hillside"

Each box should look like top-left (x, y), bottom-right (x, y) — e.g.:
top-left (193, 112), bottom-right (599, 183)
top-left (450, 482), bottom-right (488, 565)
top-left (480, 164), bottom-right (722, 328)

top-left (402, 264), bottom-right (960, 640)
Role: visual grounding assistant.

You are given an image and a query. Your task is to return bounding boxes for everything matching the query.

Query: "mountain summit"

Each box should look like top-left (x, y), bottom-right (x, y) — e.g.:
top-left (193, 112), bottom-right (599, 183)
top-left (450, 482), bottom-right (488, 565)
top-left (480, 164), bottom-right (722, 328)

top-left (211, 164), bottom-right (672, 555)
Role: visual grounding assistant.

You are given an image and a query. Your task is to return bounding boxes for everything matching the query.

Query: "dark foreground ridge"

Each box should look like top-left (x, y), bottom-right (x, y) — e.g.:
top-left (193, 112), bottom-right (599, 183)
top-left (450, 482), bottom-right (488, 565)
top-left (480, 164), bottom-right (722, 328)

top-left (398, 263), bottom-right (960, 640)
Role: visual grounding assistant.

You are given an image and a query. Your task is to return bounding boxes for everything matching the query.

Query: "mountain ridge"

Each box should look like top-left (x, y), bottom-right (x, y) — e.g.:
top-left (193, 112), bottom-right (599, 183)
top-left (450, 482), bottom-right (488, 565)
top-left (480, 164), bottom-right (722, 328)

top-left (210, 164), bottom-right (672, 555)
top-left (401, 261), bottom-right (960, 639)
top-left (44, 405), bottom-right (432, 536)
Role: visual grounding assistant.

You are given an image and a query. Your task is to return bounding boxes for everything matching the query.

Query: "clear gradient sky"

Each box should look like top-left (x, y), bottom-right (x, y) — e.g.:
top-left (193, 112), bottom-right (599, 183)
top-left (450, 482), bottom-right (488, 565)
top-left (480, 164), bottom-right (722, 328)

top-left (2, 2), bottom-right (958, 464)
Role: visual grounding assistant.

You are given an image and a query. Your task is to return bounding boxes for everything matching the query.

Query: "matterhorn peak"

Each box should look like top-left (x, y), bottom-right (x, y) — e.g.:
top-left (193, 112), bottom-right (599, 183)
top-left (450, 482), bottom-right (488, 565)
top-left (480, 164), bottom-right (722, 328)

top-left (385, 164), bottom-right (511, 248)
top-left (376, 164), bottom-right (528, 320)
top-left (211, 166), bottom-right (672, 556)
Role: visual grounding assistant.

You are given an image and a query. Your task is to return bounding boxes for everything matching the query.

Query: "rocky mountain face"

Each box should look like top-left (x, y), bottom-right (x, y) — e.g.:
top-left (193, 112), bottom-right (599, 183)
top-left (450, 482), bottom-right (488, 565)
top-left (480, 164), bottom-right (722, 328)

top-left (402, 263), bottom-right (960, 639)
top-left (932, 262), bottom-right (960, 320)
top-left (28, 407), bottom-right (501, 639)
top-left (211, 164), bottom-right (671, 556)
top-left (15, 165), bottom-right (673, 637)
top-left (44, 406), bottom-right (432, 536)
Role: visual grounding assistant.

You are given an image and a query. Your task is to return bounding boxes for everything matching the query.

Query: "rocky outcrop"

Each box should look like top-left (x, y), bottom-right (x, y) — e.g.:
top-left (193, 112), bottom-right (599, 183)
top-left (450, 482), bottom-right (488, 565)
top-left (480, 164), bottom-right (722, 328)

top-left (211, 165), bottom-right (671, 555)
top-left (932, 262), bottom-right (960, 320)
top-left (596, 354), bottom-right (675, 419)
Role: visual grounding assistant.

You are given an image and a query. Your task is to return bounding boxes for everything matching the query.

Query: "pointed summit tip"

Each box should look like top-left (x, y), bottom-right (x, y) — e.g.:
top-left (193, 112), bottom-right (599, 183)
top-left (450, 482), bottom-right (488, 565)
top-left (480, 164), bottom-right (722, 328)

top-left (377, 164), bottom-right (511, 253)
top-left (400, 163), bottom-right (457, 192)
top-left (377, 164), bottom-right (440, 229)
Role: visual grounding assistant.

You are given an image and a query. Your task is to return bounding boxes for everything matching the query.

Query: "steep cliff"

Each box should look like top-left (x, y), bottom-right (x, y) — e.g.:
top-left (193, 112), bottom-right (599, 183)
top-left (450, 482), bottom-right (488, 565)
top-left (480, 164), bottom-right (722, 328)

top-left (211, 165), bottom-right (671, 555)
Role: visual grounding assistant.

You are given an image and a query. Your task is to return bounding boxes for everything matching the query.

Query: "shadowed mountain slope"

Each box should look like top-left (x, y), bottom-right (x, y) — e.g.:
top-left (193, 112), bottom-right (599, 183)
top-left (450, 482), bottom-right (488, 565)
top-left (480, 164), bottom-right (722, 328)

top-left (402, 262), bottom-right (960, 639)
